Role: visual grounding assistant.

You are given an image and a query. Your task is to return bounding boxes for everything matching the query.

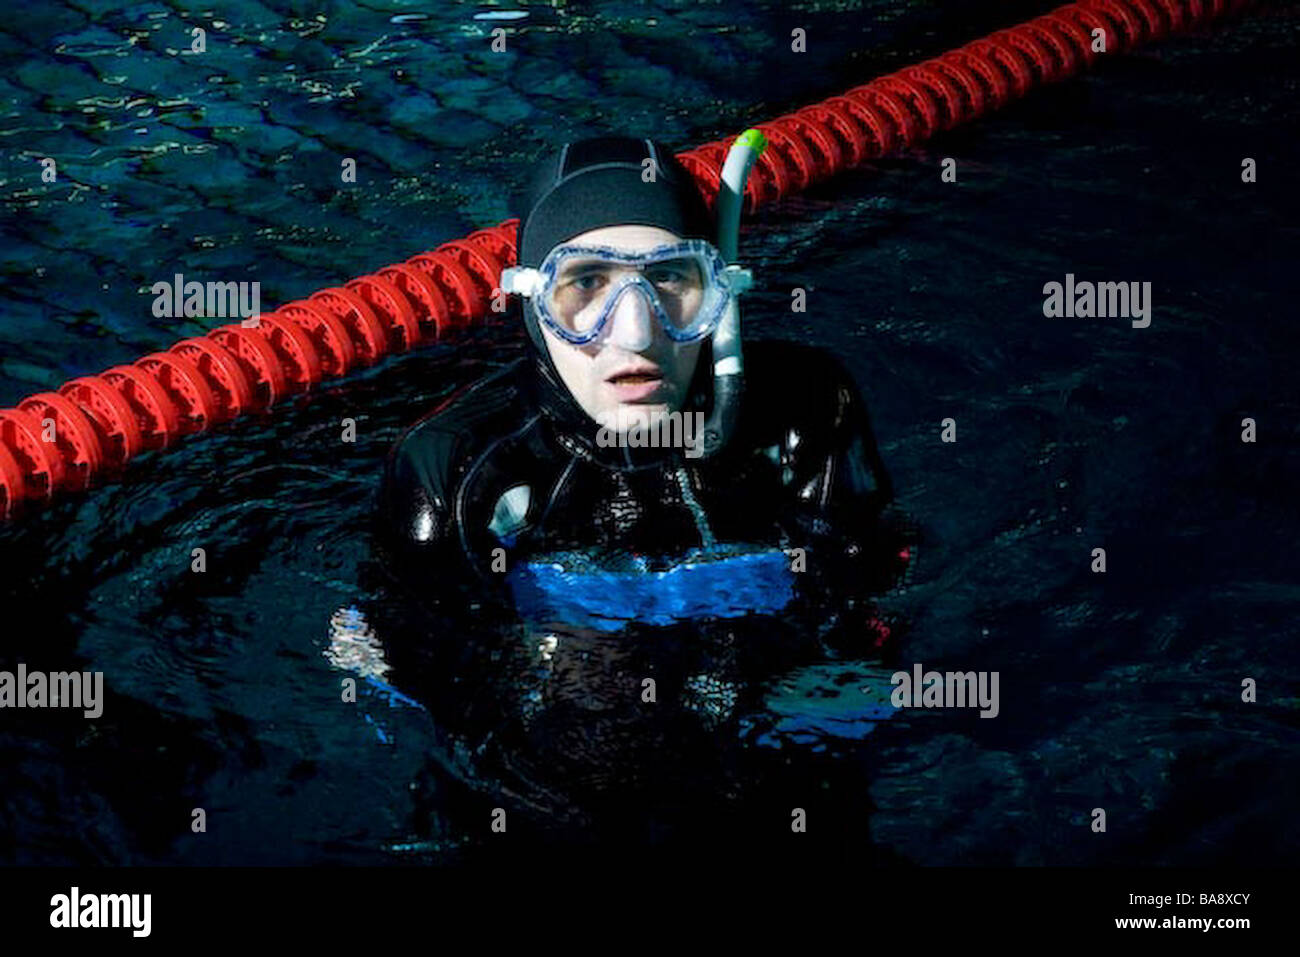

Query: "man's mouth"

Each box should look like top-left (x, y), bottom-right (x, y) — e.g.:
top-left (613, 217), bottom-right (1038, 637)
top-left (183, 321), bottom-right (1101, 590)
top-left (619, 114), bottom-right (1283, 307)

top-left (606, 365), bottom-right (665, 401)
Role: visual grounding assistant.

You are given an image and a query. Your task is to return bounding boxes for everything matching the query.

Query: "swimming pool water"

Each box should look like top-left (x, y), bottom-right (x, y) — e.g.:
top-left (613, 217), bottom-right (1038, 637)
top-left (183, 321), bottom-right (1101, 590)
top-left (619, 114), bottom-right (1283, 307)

top-left (1, 1), bottom-right (1297, 864)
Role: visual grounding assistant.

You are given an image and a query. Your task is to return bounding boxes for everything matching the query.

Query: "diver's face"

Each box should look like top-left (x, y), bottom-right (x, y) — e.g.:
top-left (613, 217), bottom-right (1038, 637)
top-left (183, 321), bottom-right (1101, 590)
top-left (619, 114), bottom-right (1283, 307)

top-left (541, 225), bottom-right (703, 434)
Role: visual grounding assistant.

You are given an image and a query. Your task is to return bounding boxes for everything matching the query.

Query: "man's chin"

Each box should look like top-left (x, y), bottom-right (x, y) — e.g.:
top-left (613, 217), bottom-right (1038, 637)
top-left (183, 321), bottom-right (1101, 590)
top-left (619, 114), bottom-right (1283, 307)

top-left (593, 402), bottom-right (672, 432)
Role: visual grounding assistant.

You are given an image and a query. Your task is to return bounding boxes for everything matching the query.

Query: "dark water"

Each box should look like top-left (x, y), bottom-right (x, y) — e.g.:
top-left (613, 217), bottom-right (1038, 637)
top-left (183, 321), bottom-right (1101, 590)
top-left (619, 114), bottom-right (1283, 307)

top-left (1, 1), bottom-right (1297, 865)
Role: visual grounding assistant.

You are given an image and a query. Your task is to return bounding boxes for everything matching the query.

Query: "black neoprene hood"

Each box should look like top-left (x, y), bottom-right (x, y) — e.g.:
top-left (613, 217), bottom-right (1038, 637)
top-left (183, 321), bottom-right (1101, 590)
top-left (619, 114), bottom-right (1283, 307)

top-left (514, 136), bottom-right (715, 268)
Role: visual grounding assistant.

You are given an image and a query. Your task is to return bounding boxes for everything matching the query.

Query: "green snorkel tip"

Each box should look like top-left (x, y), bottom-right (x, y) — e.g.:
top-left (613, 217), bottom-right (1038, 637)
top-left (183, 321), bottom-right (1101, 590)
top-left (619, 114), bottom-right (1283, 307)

top-left (736, 128), bottom-right (767, 154)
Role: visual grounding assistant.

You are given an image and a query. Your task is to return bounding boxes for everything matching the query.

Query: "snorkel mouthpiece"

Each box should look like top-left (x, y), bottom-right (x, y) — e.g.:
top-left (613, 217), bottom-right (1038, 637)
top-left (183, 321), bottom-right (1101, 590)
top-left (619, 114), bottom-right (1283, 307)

top-left (700, 128), bottom-right (765, 458)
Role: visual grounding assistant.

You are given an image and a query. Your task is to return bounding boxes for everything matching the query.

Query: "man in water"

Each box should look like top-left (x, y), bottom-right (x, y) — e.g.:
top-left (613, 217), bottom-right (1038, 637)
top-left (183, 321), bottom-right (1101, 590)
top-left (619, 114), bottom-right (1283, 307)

top-left (376, 135), bottom-right (911, 616)
top-left (363, 135), bottom-right (914, 849)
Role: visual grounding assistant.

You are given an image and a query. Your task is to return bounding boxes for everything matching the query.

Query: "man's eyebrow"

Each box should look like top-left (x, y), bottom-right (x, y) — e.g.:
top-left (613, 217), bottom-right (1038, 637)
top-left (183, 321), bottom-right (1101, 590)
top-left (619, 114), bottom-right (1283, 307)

top-left (558, 260), bottom-right (614, 276)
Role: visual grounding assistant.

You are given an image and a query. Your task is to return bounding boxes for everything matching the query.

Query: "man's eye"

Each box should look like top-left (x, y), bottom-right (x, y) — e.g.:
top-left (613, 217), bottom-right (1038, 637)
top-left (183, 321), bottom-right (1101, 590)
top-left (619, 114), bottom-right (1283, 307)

top-left (648, 267), bottom-right (688, 285)
top-left (569, 274), bottom-right (604, 291)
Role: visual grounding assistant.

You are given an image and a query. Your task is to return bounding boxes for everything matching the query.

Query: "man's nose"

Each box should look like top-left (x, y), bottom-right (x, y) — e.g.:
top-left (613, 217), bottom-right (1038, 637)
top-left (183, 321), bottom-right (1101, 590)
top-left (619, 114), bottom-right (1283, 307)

top-left (604, 281), bottom-right (655, 352)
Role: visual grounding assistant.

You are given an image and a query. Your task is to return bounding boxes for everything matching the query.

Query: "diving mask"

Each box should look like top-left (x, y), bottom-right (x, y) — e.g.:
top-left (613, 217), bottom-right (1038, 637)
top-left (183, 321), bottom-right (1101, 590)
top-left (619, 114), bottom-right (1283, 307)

top-left (502, 239), bottom-right (752, 346)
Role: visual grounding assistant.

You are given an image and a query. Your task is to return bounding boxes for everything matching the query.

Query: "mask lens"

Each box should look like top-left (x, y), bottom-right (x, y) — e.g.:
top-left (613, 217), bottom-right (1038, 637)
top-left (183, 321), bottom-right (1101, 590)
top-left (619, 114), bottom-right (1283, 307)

top-left (547, 258), bottom-right (615, 335)
top-left (539, 243), bottom-right (726, 342)
top-left (644, 256), bottom-right (706, 331)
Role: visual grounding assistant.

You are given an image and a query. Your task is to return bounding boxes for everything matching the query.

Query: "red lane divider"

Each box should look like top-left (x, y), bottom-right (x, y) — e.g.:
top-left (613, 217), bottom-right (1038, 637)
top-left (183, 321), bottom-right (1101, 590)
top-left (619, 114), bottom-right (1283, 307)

top-left (675, 0), bottom-right (1249, 213)
top-left (0, 0), bottom-right (1252, 519)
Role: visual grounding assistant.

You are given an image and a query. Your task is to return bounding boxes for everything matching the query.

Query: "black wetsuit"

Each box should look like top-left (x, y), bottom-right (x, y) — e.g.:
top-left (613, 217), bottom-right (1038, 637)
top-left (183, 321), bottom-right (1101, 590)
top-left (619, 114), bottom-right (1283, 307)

top-left (365, 337), bottom-right (915, 848)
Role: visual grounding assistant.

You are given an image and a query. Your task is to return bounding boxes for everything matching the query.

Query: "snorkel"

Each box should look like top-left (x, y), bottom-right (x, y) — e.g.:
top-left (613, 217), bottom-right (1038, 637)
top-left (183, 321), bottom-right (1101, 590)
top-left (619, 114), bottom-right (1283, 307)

top-left (700, 128), bottom-right (766, 458)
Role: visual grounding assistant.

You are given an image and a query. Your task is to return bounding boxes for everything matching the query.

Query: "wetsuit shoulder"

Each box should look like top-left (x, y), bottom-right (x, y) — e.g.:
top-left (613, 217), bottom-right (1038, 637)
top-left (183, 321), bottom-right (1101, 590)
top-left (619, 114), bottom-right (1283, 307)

top-left (740, 340), bottom-right (913, 601)
top-left (380, 360), bottom-right (534, 551)
top-left (735, 338), bottom-right (894, 509)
